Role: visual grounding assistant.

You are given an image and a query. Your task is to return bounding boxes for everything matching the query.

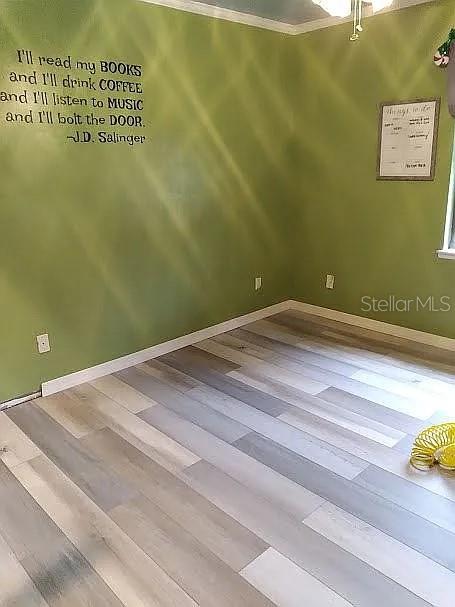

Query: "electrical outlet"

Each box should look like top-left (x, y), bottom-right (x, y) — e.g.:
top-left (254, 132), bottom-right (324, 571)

top-left (255, 277), bottom-right (263, 291)
top-left (36, 333), bottom-right (51, 354)
top-left (326, 274), bottom-right (335, 290)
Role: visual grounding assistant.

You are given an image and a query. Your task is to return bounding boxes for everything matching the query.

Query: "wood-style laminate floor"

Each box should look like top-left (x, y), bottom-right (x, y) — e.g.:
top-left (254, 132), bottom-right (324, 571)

top-left (2, 310), bottom-right (455, 607)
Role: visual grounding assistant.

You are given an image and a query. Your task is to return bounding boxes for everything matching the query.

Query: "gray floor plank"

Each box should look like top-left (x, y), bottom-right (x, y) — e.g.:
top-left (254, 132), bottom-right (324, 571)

top-left (318, 387), bottom-right (425, 435)
top-left (183, 460), bottom-right (431, 607)
top-left (159, 350), bottom-right (290, 416)
top-left (2, 311), bottom-right (455, 607)
top-left (242, 361), bottom-right (433, 420)
top-left (0, 461), bottom-right (124, 607)
top-left (379, 349), bottom-right (455, 383)
top-left (243, 320), bottom-right (431, 383)
top-left (13, 455), bottom-right (199, 607)
top-left (305, 502), bottom-right (455, 607)
top-left (139, 404), bottom-right (325, 520)
top-left (271, 314), bottom-right (393, 356)
top-left (197, 338), bottom-right (329, 395)
top-left (0, 410), bottom-right (42, 468)
top-left (186, 384), bottom-right (368, 479)
top-left (36, 392), bottom-right (106, 439)
top-left (89, 374), bottom-right (159, 413)
top-left (110, 494), bottom-right (276, 607)
top-left (164, 345), bottom-right (241, 373)
top-left (275, 406), bottom-right (455, 502)
top-left (275, 311), bottom-right (407, 353)
top-left (272, 312), bottom-right (450, 377)
top-left (393, 433), bottom-right (416, 455)
top-left (356, 464), bottom-right (455, 534)
top-left (117, 368), bottom-right (250, 443)
top-left (236, 321), bottom-right (447, 397)
top-left (233, 432), bottom-right (455, 572)
top-left (279, 310), bottom-right (455, 367)
top-left (7, 403), bottom-right (137, 512)
top-left (228, 367), bottom-right (404, 447)
top-left (74, 382), bottom-right (200, 473)
top-left (81, 427), bottom-right (268, 572)
top-left (277, 407), bottom-right (404, 465)
top-left (235, 326), bottom-right (360, 377)
top-left (0, 531), bottom-right (49, 607)
top-left (141, 359), bottom-right (202, 392)
top-left (215, 332), bottom-right (436, 419)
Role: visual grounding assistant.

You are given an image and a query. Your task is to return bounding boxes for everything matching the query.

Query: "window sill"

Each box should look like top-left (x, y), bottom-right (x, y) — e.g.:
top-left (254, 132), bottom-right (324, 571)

top-left (437, 249), bottom-right (455, 260)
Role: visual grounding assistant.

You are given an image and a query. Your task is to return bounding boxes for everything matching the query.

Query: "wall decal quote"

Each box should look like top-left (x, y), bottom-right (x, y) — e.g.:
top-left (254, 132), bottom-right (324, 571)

top-left (1, 50), bottom-right (148, 146)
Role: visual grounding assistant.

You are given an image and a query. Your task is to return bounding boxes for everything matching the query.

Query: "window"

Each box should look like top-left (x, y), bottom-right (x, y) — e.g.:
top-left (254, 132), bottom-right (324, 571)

top-left (438, 131), bottom-right (455, 259)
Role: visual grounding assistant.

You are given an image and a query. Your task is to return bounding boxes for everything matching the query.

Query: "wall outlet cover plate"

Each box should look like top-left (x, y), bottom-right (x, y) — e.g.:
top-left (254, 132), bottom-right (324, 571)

top-left (37, 333), bottom-right (51, 354)
top-left (326, 274), bottom-right (335, 290)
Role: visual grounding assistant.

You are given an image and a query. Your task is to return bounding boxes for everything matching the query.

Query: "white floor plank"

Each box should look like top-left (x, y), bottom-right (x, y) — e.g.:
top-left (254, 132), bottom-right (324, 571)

top-left (241, 547), bottom-right (353, 607)
top-left (305, 502), bottom-right (455, 607)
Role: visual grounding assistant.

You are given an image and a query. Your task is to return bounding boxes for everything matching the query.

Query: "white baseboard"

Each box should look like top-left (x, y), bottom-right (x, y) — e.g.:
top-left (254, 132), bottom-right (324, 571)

top-left (41, 300), bottom-right (292, 396)
top-left (40, 298), bottom-right (455, 399)
top-left (288, 301), bottom-right (455, 352)
top-left (0, 391), bottom-right (41, 412)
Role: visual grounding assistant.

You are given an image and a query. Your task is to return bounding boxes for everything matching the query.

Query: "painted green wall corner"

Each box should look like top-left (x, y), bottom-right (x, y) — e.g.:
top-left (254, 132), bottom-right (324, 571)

top-left (0, 0), bottom-right (297, 402)
top-left (3, 0), bottom-right (455, 403)
top-left (291, 0), bottom-right (455, 339)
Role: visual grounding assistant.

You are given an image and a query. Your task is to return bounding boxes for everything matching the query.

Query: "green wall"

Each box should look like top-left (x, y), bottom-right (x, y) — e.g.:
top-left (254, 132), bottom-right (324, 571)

top-left (0, 0), bottom-right (297, 402)
top-left (292, 0), bottom-right (455, 338)
top-left (2, 0), bottom-right (454, 403)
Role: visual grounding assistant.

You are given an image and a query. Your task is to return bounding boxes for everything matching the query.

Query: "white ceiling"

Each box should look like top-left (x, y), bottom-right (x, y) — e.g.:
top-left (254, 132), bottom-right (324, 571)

top-left (190, 0), bottom-right (328, 25)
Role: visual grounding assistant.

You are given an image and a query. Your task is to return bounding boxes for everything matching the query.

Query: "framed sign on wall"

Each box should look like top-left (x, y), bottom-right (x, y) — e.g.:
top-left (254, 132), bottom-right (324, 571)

top-left (377, 98), bottom-right (440, 181)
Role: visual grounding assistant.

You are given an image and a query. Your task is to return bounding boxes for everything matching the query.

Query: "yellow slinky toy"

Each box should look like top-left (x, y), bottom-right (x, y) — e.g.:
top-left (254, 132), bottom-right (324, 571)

top-left (410, 423), bottom-right (455, 471)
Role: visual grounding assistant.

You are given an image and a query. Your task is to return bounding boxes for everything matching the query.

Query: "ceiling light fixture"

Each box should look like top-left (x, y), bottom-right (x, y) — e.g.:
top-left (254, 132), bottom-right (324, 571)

top-left (312, 0), bottom-right (351, 18)
top-left (312, 0), bottom-right (394, 40)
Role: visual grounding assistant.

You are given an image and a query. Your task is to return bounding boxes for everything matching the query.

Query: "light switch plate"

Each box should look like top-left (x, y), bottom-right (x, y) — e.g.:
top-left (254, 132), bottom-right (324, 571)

top-left (326, 274), bottom-right (335, 290)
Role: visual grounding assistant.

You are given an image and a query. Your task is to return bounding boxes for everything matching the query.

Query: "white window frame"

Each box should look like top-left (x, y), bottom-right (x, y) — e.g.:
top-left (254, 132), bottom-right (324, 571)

top-left (438, 130), bottom-right (455, 259)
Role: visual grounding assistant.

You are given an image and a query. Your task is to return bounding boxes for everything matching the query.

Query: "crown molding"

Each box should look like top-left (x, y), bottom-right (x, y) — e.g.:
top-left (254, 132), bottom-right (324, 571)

top-left (138, 0), bottom-right (295, 34)
top-left (138, 0), bottom-right (436, 36)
